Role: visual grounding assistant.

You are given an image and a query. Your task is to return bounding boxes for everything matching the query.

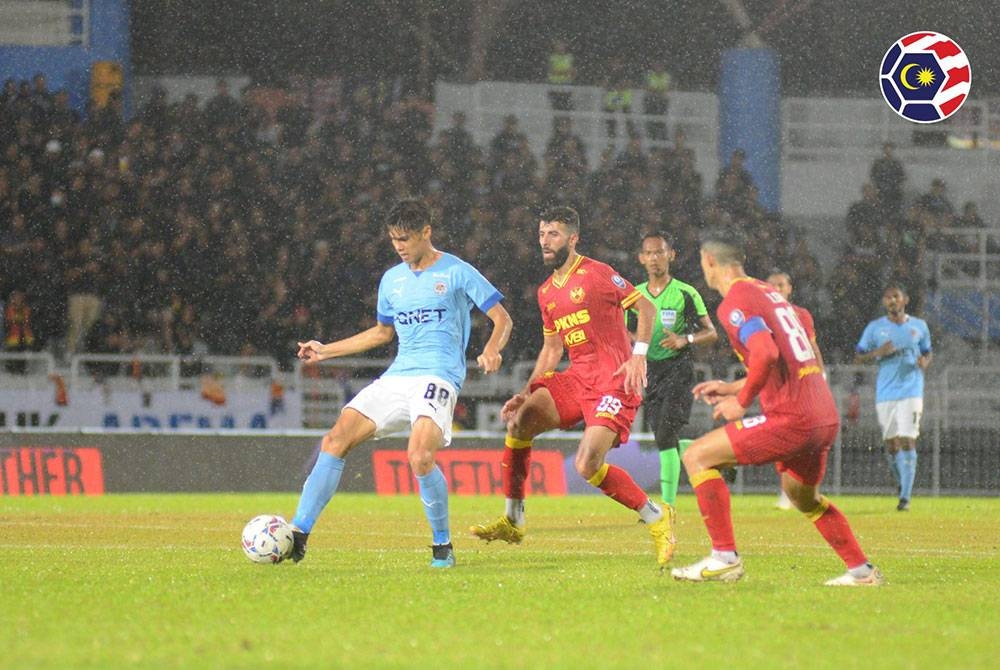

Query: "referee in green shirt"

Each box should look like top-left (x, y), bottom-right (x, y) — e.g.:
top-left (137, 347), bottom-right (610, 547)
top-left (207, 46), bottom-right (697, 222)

top-left (630, 232), bottom-right (717, 515)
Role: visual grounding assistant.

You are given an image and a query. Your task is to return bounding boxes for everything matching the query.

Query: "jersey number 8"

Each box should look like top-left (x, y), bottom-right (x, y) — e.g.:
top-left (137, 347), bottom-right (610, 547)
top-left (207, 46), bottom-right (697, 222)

top-left (774, 306), bottom-right (814, 363)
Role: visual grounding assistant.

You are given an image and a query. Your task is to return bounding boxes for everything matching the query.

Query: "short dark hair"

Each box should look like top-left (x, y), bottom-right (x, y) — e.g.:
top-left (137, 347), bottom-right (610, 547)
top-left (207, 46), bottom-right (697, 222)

top-left (541, 206), bottom-right (580, 234)
top-left (884, 282), bottom-right (908, 297)
top-left (767, 268), bottom-right (791, 282)
top-left (699, 228), bottom-right (746, 266)
top-left (641, 231), bottom-right (674, 249)
top-left (385, 198), bottom-right (431, 232)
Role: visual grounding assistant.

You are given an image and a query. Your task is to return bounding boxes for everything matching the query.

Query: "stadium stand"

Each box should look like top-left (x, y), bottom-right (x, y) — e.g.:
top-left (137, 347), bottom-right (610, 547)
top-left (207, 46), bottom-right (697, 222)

top-left (1, 74), bottom-right (817, 368)
top-left (2, 71), bottom-right (998, 492)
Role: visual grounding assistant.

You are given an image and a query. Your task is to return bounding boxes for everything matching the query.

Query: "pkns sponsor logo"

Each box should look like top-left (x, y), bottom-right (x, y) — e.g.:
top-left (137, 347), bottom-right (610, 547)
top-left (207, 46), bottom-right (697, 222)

top-left (553, 308), bottom-right (591, 347)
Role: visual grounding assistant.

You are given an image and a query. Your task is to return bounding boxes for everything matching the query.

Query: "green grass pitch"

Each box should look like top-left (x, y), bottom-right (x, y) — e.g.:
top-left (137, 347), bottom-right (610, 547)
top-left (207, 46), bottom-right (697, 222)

top-left (2, 493), bottom-right (997, 669)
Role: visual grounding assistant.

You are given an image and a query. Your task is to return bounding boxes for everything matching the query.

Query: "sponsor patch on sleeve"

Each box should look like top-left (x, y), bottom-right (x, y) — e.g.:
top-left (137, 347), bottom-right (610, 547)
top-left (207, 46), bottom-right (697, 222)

top-left (612, 274), bottom-right (627, 289)
top-left (728, 308), bottom-right (746, 327)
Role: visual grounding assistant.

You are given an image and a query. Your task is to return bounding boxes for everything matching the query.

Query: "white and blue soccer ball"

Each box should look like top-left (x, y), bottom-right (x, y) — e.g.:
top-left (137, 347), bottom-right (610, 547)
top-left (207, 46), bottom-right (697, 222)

top-left (241, 514), bottom-right (294, 564)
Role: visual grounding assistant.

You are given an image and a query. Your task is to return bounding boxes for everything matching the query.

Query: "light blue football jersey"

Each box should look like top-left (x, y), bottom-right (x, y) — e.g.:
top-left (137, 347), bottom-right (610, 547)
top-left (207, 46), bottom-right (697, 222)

top-left (376, 252), bottom-right (502, 392)
top-left (856, 315), bottom-right (932, 402)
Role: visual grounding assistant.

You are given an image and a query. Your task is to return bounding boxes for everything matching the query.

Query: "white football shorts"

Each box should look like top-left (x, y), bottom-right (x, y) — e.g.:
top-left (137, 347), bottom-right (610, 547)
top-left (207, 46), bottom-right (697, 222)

top-left (345, 375), bottom-right (458, 446)
top-left (875, 397), bottom-right (923, 440)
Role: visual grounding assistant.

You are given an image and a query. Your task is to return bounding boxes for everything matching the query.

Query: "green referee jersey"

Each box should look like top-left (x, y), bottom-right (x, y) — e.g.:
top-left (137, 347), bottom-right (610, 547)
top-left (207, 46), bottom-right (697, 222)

top-left (631, 277), bottom-right (709, 361)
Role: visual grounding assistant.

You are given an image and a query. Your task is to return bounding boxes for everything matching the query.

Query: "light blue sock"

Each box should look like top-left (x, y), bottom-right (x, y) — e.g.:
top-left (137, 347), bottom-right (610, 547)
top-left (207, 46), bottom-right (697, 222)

top-left (900, 450), bottom-right (918, 502)
top-left (291, 452), bottom-right (345, 533)
top-left (416, 466), bottom-right (450, 546)
top-left (887, 451), bottom-right (902, 487)
top-left (893, 451), bottom-right (907, 497)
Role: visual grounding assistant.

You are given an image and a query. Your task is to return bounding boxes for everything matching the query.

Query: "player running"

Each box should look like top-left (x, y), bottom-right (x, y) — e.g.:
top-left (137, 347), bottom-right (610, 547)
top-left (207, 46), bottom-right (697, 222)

top-left (287, 198), bottom-right (512, 568)
top-left (671, 230), bottom-right (884, 586)
top-left (470, 206), bottom-right (676, 567)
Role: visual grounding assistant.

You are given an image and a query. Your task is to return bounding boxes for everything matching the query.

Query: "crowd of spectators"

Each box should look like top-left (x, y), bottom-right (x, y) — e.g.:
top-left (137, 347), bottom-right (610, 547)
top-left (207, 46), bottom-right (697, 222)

top-left (2, 76), bottom-right (439, 368)
top-left (5, 72), bottom-right (961, 373)
top-left (825, 141), bottom-right (991, 360)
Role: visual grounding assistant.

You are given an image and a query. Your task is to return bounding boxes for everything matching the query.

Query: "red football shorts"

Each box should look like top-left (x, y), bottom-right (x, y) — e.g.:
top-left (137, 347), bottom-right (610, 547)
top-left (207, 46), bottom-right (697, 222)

top-left (530, 368), bottom-right (639, 446)
top-left (725, 412), bottom-right (840, 486)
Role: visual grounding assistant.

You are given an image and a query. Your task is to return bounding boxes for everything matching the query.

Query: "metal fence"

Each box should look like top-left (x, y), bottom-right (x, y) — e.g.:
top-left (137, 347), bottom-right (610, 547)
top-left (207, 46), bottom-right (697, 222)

top-left (675, 364), bottom-right (999, 497)
top-left (296, 358), bottom-right (998, 496)
top-left (1, 353), bottom-right (996, 495)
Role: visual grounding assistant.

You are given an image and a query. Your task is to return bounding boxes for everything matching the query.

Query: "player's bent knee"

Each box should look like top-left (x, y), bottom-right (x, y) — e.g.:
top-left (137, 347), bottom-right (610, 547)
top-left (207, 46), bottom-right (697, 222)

top-left (508, 409), bottom-right (550, 441)
top-left (320, 431), bottom-right (351, 458)
top-left (680, 444), bottom-right (706, 473)
top-left (507, 420), bottom-right (536, 442)
top-left (408, 451), bottom-right (436, 476)
top-left (789, 490), bottom-right (821, 513)
top-left (798, 494), bottom-right (830, 520)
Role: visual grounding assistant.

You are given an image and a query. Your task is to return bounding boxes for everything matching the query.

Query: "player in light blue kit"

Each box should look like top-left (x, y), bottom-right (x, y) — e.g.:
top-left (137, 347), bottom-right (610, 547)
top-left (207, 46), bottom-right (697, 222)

top-left (855, 284), bottom-right (932, 511)
top-left (287, 199), bottom-right (512, 567)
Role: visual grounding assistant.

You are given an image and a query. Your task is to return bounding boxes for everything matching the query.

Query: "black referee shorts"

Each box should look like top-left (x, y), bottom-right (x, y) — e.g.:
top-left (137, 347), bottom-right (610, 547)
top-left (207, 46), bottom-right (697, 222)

top-left (644, 356), bottom-right (696, 431)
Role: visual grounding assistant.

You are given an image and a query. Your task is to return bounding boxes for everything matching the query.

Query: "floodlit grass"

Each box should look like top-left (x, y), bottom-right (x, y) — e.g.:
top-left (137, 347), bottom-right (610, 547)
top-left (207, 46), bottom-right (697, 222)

top-left (2, 493), bottom-right (997, 669)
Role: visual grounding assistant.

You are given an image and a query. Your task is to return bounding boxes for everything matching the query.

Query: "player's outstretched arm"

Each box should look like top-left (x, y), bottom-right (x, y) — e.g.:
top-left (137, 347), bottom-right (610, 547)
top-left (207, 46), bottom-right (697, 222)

top-left (297, 323), bottom-right (396, 364)
top-left (477, 303), bottom-right (513, 374)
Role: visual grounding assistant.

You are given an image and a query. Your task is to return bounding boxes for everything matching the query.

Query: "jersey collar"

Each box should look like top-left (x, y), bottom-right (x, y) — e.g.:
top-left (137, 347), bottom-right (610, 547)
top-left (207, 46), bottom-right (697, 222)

top-left (552, 254), bottom-right (585, 288)
top-left (644, 276), bottom-right (673, 298)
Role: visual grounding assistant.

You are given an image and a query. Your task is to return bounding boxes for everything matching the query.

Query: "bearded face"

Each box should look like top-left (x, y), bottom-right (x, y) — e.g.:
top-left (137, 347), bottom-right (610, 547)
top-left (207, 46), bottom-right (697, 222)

top-left (543, 242), bottom-right (571, 268)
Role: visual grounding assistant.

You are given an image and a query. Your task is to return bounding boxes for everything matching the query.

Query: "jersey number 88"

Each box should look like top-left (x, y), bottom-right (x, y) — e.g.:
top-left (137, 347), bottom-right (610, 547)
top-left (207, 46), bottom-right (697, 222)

top-left (774, 306), bottom-right (813, 363)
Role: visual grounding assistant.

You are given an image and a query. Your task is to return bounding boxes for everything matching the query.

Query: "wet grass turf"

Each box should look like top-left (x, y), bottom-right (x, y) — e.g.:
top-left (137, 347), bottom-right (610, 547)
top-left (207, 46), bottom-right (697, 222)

top-left (2, 493), bottom-right (997, 669)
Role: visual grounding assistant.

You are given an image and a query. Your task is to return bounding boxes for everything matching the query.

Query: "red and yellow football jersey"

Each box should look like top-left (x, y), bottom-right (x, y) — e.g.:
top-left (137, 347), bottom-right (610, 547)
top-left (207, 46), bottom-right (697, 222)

top-left (792, 303), bottom-right (816, 340)
top-left (718, 277), bottom-right (835, 419)
top-left (538, 255), bottom-right (642, 390)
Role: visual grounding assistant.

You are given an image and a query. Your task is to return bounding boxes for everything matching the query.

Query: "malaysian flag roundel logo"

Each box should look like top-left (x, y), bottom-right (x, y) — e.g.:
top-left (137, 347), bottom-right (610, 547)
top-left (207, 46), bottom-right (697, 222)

top-left (880, 31), bottom-right (971, 123)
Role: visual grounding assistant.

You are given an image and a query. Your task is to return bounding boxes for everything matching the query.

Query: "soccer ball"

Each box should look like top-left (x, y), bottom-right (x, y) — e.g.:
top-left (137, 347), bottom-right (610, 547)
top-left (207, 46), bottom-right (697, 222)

top-left (241, 514), bottom-right (294, 564)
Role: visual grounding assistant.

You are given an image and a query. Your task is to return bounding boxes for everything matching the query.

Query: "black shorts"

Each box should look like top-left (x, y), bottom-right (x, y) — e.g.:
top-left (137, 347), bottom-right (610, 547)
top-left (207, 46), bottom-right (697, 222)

top-left (644, 356), bottom-right (696, 430)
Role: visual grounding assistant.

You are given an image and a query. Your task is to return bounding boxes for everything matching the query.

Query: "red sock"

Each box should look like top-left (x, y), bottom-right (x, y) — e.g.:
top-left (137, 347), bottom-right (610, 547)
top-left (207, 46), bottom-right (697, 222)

top-left (501, 437), bottom-right (532, 499)
top-left (691, 469), bottom-right (737, 552)
top-left (590, 464), bottom-right (648, 510)
top-left (810, 497), bottom-right (868, 568)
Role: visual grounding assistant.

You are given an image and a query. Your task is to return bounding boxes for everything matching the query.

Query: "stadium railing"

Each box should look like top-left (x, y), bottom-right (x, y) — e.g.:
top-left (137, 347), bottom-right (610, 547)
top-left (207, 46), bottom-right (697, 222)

top-left (0, 352), bottom-right (58, 388)
top-left (931, 227), bottom-right (1000, 284)
top-left (781, 97), bottom-right (999, 161)
top-left (927, 227), bottom-right (1000, 345)
top-left (434, 80), bottom-right (720, 175)
top-left (431, 79), bottom-right (998, 229)
top-left (434, 80), bottom-right (999, 166)
top-left (500, 360), bottom-right (996, 495)
top-left (2, 353), bottom-right (996, 494)
top-left (66, 353), bottom-right (284, 392)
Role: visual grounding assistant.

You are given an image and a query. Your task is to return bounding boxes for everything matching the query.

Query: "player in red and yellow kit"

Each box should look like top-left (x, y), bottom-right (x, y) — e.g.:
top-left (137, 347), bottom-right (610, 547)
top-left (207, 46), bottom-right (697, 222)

top-left (470, 206), bottom-right (676, 566)
top-left (670, 231), bottom-right (884, 586)
top-left (766, 270), bottom-right (824, 373)
top-left (766, 269), bottom-right (825, 510)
